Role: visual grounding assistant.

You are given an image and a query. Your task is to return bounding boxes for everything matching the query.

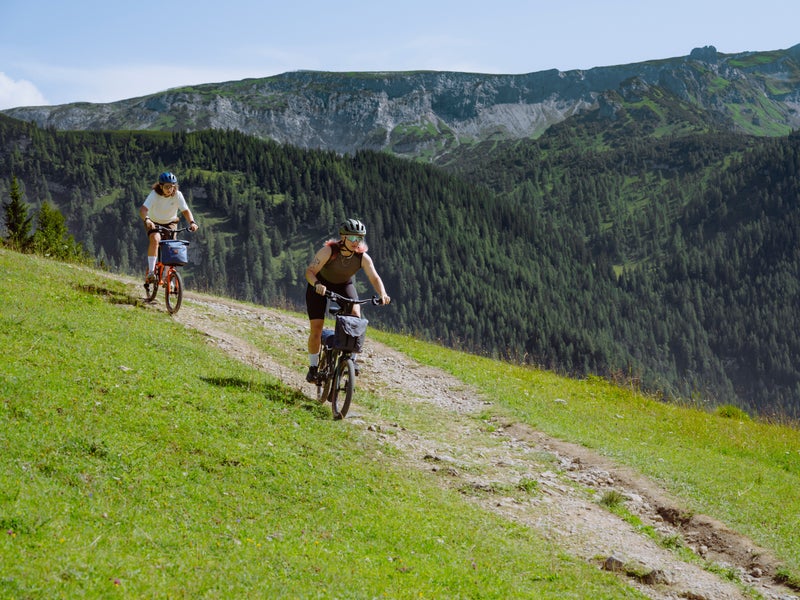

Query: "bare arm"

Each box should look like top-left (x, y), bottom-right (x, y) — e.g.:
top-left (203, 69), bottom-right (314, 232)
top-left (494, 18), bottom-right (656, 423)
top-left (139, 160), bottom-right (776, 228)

top-left (361, 253), bottom-right (391, 305)
top-left (305, 245), bottom-right (333, 294)
top-left (139, 206), bottom-right (154, 230)
top-left (181, 209), bottom-right (199, 232)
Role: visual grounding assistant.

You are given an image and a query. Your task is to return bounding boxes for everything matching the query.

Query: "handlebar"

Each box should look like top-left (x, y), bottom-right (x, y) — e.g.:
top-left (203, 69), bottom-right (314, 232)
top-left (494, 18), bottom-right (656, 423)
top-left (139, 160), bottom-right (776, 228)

top-left (324, 290), bottom-right (384, 306)
top-left (151, 223), bottom-right (192, 234)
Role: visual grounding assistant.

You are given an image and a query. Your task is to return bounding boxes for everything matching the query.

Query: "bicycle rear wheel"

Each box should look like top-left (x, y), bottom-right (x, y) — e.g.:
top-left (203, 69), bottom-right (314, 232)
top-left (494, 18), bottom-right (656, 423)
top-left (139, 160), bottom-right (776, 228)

top-left (316, 349), bottom-right (333, 403)
top-left (165, 268), bottom-right (183, 314)
top-left (330, 357), bottom-right (355, 420)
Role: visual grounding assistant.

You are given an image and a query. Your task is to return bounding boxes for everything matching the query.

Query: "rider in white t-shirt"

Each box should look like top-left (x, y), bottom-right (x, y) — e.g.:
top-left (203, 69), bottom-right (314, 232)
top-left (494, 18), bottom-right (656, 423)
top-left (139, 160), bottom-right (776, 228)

top-left (138, 171), bottom-right (199, 282)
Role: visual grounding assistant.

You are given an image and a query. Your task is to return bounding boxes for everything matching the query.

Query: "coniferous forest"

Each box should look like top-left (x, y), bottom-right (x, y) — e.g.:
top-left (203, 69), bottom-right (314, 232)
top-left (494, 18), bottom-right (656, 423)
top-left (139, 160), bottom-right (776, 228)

top-left (2, 112), bottom-right (800, 419)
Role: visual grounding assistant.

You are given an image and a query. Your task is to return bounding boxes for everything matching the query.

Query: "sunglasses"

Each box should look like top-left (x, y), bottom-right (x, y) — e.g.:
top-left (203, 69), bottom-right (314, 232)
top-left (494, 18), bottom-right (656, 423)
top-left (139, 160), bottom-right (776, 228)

top-left (345, 235), bottom-right (363, 242)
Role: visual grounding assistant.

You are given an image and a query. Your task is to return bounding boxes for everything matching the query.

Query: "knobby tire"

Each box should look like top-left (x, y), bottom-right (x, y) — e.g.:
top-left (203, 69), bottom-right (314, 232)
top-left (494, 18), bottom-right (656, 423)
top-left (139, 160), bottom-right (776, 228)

top-left (165, 269), bottom-right (183, 314)
top-left (144, 269), bottom-right (159, 302)
top-left (331, 357), bottom-right (355, 420)
top-left (316, 349), bottom-right (334, 403)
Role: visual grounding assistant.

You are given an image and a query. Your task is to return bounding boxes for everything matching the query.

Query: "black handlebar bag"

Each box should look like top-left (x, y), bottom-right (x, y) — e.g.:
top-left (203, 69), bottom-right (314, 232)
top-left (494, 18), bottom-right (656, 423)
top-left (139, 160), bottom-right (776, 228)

top-left (334, 315), bottom-right (368, 353)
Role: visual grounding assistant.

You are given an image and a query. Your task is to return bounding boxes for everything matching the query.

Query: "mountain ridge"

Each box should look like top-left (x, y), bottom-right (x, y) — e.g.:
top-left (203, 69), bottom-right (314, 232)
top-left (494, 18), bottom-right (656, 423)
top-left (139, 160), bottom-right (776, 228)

top-left (4, 44), bottom-right (800, 160)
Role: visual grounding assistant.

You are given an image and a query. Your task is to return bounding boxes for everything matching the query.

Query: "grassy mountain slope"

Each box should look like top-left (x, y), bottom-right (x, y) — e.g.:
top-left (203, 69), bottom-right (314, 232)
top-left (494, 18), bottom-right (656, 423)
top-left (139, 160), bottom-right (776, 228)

top-left (2, 249), bottom-right (800, 597)
top-left (0, 249), bottom-right (637, 598)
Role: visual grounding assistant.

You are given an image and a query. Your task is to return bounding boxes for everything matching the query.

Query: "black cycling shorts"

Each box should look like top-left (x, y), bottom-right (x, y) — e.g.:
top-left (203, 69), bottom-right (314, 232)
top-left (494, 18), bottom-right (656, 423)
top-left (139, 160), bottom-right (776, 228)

top-left (146, 221), bottom-right (177, 239)
top-left (306, 279), bottom-right (358, 320)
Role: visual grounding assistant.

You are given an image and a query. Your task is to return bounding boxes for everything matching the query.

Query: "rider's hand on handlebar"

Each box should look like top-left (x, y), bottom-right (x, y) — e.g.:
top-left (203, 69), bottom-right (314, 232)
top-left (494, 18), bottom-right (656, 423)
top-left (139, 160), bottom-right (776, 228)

top-left (314, 282), bottom-right (327, 296)
top-left (379, 293), bottom-right (391, 305)
top-left (188, 221), bottom-right (199, 233)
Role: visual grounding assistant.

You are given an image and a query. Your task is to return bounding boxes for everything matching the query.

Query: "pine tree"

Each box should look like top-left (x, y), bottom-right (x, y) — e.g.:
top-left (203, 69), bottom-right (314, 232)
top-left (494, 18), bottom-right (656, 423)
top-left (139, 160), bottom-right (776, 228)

top-left (33, 201), bottom-right (66, 257)
top-left (2, 176), bottom-right (33, 251)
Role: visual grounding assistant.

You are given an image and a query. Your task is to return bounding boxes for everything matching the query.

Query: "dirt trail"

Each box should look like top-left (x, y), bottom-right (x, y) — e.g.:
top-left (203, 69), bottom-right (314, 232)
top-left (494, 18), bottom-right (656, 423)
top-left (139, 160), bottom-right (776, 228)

top-left (148, 289), bottom-right (796, 600)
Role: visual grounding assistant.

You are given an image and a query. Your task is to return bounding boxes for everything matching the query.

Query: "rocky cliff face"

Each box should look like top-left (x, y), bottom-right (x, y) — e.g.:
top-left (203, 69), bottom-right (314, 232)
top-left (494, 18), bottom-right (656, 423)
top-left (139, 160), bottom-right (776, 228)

top-left (4, 45), bottom-right (800, 159)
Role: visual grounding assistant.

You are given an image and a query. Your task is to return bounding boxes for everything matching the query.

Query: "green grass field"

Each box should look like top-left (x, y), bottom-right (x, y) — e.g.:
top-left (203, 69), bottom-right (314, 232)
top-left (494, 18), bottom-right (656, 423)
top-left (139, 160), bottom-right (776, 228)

top-left (2, 248), bottom-right (799, 598)
top-left (0, 250), bottom-right (646, 598)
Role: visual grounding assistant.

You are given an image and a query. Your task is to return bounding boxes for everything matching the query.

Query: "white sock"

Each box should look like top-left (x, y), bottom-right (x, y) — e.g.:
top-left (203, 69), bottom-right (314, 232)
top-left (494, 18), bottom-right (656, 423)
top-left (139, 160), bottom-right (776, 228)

top-left (309, 353), bottom-right (319, 367)
top-left (148, 256), bottom-right (156, 272)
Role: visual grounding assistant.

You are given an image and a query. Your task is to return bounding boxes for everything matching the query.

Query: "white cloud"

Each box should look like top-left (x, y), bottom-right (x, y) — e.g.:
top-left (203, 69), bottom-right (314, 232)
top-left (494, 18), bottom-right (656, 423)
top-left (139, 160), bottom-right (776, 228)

top-left (17, 64), bottom-right (278, 106)
top-left (0, 72), bottom-right (48, 109)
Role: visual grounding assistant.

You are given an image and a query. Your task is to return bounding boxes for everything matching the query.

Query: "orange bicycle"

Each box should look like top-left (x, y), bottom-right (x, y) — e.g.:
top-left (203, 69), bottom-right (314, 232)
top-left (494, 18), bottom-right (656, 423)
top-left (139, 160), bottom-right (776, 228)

top-left (143, 224), bottom-right (191, 315)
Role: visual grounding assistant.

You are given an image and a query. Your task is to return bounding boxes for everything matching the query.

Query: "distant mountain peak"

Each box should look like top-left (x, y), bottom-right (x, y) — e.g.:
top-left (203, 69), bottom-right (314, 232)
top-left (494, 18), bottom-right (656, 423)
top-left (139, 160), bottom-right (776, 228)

top-left (3, 45), bottom-right (799, 161)
top-left (689, 45), bottom-right (719, 62)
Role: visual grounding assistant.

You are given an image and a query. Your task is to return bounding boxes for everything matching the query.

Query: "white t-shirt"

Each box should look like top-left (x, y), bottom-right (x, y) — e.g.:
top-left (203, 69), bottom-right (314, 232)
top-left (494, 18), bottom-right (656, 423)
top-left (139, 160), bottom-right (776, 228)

top-left (143, 190), bottom-right (190, 224)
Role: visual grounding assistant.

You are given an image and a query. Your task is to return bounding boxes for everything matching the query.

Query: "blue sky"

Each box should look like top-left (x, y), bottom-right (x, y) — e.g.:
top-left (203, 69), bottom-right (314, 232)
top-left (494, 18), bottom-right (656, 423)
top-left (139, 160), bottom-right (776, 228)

top-left (1, 0), bottom-right (798, 109)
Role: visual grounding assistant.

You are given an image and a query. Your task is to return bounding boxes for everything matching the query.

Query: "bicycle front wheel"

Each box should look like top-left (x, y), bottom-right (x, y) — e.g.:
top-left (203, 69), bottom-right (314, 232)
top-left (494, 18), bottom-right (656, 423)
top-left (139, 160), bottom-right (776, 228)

top-left (330, 357), bottom-right (355, 420)
top-left (144, 269), bottom-right (159, 302)
top-left (165, 269), bottom-right (183, 314)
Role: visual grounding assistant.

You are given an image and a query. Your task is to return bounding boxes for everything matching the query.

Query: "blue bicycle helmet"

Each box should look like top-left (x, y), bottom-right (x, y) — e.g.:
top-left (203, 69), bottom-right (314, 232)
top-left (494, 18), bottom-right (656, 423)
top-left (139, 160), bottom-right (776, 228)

top-left (158, 171), bottom-right (178, 185)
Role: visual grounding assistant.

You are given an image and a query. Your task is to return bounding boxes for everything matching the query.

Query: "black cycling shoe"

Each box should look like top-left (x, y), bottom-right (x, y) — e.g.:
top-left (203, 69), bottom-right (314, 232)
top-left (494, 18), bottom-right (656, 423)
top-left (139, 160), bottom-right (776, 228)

top-left (353, 361), bottom-right (361, 376)
top-left (305, 366), bottom-right (318, 383)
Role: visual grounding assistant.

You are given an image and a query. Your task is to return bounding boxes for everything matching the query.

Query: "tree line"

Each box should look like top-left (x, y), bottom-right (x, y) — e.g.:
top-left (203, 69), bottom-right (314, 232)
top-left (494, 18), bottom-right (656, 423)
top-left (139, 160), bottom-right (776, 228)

top-left (2, 113), bottom-right (799, 419)
top-left (2, 173), bottom-right (88, 262)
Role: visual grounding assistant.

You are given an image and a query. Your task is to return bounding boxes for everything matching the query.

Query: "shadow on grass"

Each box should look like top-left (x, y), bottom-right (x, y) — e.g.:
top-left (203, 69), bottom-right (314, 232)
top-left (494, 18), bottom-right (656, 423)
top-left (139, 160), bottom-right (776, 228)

top-left (75, 283), bottom-right (143, 307)
top-left (201, 376), bottom-right (325, 414)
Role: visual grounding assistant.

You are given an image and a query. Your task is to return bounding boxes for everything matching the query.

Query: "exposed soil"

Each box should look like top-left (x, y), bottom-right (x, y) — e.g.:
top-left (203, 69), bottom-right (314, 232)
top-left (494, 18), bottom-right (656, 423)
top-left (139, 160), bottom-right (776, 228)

top-left (144, 288), bottom-right (797, 600)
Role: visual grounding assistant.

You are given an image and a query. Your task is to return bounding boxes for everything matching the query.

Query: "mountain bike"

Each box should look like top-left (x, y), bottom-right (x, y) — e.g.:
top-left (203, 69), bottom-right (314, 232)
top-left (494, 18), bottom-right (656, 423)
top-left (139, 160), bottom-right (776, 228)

top-left (314, 290), bottom-right (384, 420)
top-left (143, 224), bottom-right (191, 315)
